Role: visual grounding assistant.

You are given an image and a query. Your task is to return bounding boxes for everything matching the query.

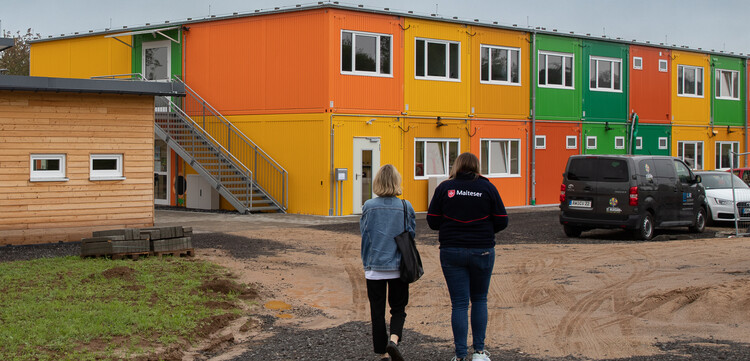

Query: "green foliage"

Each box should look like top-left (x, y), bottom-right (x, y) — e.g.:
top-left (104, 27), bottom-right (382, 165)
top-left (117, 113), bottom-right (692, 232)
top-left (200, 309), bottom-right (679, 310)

top-left (0, 257), bottom-right (243, 361)
top-left (0, 29), bottom-right (38, 76)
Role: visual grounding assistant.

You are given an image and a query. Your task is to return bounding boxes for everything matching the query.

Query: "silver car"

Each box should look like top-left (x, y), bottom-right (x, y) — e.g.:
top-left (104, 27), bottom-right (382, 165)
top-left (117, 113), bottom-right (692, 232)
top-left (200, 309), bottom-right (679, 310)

top-left (695, 171), bottom-right (750, 223)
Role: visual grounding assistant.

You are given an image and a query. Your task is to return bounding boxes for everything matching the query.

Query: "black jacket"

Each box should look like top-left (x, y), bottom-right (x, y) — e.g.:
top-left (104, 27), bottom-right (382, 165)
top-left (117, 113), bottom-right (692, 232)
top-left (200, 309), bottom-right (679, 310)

top-left (426, 172), bottom-right (508, 248)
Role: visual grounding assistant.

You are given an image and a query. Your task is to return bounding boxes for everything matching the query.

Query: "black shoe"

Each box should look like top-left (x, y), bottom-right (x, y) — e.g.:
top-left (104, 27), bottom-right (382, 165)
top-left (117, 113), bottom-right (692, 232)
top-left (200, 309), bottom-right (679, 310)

top-left (386, 341), bottom-right (404, 361)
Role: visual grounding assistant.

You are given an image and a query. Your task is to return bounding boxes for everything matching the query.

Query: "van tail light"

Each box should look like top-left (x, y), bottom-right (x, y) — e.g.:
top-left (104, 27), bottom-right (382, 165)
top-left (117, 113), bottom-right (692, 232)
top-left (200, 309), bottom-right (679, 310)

top-left (560, 184), bottom-right (567, 202)
top-left (629, 186), bottom-right (638, 206)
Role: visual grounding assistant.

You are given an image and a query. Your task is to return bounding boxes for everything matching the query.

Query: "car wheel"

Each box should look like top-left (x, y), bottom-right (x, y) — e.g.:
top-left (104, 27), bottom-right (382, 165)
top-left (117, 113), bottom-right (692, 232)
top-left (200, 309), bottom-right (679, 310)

top-left (563, 225), bottom-right (583, 237)
top-left (635, 213), bottom-right (654, 241)
top-left (689, 207), bottom-right (707, 233)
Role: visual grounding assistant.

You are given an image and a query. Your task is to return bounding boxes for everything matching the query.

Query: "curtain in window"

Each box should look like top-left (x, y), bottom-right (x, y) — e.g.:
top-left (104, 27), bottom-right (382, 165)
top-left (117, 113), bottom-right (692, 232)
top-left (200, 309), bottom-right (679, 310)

top-left (425, 142), bottom-right (446, 175)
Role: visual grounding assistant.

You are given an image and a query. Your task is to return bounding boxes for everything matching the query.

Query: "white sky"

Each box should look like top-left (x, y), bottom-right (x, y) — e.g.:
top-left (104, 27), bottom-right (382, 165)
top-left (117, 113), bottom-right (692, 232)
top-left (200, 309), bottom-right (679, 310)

top-left (2, 0), bottom-right (748, 55)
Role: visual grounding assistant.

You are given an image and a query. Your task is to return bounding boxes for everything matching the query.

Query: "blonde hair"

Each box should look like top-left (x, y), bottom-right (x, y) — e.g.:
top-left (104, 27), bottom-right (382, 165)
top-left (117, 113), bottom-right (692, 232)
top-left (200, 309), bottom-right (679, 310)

top-left (449, 152), bottom-right (480, 179)
top-left (373, 164), bottom-right (403, 197)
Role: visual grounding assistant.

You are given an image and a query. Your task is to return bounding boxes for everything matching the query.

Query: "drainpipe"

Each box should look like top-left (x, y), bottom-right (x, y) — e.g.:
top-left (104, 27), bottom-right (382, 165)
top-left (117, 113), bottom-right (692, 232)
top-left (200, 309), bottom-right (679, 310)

top-left (530, 31), bottom-right (537, 206)
top-left (746, 60), bottom-right (748, 167)
top-left (710, 58), bottom-right (716, 136)
top-left (329, 113), bottom-right (335, 216)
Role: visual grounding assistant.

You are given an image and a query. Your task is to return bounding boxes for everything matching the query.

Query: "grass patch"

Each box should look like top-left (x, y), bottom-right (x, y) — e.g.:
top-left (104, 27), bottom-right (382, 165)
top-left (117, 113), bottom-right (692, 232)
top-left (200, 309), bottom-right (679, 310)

top-left (0, 256), bottom-right (250, 361)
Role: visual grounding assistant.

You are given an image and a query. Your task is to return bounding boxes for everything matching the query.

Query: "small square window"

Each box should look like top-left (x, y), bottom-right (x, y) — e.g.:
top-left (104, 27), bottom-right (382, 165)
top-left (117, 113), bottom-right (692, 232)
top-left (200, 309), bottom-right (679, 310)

top-left (90, 154), bottom-right (124, 180)
top-left (636, 137), bottom-right (643, 150)
top-left (614, 136), bottom-right (625, 150)
top-left (659, 59), bottom-right (668, 72)
top-left (586, 136), bottom-right (597, 150)
top-left (566, 136), bottom-right (577, 149)
top-left (535, 135), bottom-right (546, 149)
top-left (658, 137), bottom-right (668, 150)
top-left (30, 154), bottom-right (67, 181)
top-left (633, 57), bottom-right (643, 70)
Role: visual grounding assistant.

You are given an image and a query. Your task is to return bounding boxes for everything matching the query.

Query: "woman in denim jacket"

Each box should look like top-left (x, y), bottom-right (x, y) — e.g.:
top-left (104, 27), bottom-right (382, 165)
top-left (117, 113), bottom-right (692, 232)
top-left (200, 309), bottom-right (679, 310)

top-left (360, 164), bottom-right (416, 361)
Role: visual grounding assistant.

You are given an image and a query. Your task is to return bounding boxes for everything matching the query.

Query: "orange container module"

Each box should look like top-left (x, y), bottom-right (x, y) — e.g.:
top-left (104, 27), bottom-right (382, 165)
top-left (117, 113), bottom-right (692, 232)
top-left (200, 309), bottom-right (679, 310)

top-left (629, 45), bottom-right (672, 124)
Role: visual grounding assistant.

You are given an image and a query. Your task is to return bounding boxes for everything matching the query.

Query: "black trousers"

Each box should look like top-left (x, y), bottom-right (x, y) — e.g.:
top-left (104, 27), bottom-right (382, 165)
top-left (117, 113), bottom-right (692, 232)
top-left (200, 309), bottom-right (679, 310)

top-left (366, 278), bottom-right (409, 354)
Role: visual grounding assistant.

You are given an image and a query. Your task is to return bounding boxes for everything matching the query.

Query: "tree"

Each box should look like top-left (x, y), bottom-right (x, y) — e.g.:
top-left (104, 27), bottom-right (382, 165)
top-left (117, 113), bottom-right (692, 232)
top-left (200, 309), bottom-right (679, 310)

top-left (0, 29), bottom-right (39, 76)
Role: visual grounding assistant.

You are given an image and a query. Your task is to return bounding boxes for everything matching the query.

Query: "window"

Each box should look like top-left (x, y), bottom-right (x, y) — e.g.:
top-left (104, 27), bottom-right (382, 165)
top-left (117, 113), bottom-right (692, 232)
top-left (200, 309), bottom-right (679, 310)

top-left (341, 30), bottom-right (392, 76)
top-left (614, 136), bottom-right (625, 150)
top-left (659, 59), bottom-right (668, 72)
top-left (566, 136), bottom-right (578, 149)
top-left (30, 154), bottom-right (67, 181)
top-left (414, 139), bottom-right (459, 178)
top-left (90, 154), bottom-right (124, 180)
top-left (480, 45), bottom-right (520, 85)
top-left (658, 137), bottom-right (669, 150)
top-left (715, 69), bottom-right (740, 100)
top-left (635, 137), bottom-right (643, 150)
top-left (480, 139), bottom-right (521, 177)
top-left (539, 51), bottom-right (574, 88)
top-left (590, 56), bottom-right (622, 92)
top-left (677, 65), bottom-right (704, 97)
top-left (586, 136), bottom-right (597, 150)
top-left (415, 38), bottom-right (460, 81)
top-left (535, 135), bottom-right (546, 149)
top-left (715, 142), bottom-right (740, 169)
top-left (633, 56), bottom-right (642, 70)
top-left (677, 141), bottom-right (704, 170)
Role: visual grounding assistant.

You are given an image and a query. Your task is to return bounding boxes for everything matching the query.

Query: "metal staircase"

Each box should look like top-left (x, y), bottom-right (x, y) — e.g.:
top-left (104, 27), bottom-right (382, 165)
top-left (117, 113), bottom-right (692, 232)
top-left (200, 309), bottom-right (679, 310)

top-left (153, 77), bottom-right (288, 213)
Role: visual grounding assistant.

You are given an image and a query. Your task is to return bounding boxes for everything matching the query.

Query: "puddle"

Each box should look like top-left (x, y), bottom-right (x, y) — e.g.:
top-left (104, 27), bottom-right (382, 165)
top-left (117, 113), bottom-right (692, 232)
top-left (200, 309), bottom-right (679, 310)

top-left (265, 300), bottom-right (294, 319)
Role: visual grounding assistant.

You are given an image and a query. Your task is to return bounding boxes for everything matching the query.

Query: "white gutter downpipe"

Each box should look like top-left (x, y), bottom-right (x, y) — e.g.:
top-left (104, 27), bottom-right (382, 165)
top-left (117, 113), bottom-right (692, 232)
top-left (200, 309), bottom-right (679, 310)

top-left (530, 31), bottom-right (537, 206)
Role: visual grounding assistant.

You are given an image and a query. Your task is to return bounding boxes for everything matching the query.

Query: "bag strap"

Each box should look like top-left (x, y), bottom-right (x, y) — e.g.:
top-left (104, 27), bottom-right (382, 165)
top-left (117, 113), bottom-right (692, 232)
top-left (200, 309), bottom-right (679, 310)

top-left (401, 199), bottom-right (407, 232)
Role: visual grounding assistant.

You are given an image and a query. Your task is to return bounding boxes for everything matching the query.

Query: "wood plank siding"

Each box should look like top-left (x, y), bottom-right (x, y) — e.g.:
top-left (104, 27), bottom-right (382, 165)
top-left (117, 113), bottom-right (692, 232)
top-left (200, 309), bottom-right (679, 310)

top-left (0, 91), bottom-right (155, 245)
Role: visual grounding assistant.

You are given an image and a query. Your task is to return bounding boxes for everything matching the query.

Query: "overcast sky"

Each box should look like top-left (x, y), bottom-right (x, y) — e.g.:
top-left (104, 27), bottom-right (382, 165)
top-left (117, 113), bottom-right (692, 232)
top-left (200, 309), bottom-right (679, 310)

top-left (2, 0), bottom-right (748, 55)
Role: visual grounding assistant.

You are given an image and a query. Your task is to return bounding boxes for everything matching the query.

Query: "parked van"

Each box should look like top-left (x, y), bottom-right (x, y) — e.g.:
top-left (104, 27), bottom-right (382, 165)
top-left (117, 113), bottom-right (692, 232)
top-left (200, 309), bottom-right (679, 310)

top-left (559, 155), bottom-right (706, 240)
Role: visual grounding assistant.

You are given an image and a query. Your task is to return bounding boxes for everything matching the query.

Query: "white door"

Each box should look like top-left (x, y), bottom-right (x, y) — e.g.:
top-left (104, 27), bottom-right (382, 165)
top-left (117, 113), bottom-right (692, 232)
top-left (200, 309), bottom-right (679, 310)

top-left (143, 40), bottom-right (171, 111)
top-left (154, 138), bottom-right (170, 205)
top-left (353, 137), bottom-right (380, 214)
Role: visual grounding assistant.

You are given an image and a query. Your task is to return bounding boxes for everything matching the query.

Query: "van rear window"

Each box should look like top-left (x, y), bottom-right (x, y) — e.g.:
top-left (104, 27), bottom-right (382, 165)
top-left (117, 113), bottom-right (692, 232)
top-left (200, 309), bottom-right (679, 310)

top-left (568, 158), bottom-right (629, 182)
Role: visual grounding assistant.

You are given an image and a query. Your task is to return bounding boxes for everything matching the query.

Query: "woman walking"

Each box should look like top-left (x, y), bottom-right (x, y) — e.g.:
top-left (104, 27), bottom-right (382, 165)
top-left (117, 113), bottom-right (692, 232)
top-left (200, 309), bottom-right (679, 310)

top-left (427, 153), bottom-right (508, 361)
top-left (360, 164), bottom-right (416, 361)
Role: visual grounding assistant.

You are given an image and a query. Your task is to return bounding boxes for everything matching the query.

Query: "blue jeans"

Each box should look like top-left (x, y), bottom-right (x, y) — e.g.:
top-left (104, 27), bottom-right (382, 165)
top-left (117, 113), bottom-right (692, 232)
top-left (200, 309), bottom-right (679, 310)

top-left (440, 247), bottom-right (495, 358)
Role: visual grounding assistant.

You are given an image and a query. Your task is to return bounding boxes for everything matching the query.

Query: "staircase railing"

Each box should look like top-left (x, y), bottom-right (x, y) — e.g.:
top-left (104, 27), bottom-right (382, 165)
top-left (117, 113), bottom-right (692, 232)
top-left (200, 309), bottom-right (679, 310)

top-left (169, 76), bottom-right (288, 211)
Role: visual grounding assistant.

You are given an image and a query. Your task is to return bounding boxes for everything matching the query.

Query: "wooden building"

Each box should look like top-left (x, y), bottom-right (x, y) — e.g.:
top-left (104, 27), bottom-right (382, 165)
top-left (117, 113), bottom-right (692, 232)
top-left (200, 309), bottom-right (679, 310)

top-left (0, 75), bottom-right (184, 245)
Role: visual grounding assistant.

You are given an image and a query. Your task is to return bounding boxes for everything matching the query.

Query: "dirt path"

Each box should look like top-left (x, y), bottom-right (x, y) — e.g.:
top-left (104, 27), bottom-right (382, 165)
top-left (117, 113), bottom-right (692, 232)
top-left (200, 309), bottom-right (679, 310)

top-left (194, 225), bottom-right (750, 360)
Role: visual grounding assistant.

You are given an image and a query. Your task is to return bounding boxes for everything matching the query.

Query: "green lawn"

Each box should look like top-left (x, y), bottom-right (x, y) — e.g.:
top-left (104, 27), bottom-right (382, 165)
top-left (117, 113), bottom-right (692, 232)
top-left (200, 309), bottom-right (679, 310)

top-left (0, 256), bottom-right (248, 361)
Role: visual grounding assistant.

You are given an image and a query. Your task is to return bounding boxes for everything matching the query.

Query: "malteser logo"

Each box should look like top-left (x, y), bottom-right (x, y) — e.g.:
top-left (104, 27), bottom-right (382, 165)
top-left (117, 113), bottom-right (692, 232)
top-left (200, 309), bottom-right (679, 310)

top-left (448, 189), bottom-right (483, 198)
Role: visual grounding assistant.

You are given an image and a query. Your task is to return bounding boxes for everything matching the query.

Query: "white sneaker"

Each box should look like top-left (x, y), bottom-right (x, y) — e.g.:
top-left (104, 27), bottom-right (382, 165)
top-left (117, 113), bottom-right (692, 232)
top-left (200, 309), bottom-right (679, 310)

top-left (472, 350), bottom-right (491, 361)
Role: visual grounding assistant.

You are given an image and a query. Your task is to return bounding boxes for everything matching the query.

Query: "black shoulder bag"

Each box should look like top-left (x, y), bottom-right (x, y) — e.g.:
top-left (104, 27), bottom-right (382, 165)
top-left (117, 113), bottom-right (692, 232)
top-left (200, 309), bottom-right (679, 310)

top-left (394, 199), bottom-right (424, 283)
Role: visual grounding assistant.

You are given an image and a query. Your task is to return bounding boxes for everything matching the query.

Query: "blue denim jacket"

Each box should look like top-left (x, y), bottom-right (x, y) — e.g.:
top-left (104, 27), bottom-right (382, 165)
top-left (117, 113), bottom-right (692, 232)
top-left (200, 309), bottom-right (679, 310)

top-left (360, 196), bottom-right (416, 271)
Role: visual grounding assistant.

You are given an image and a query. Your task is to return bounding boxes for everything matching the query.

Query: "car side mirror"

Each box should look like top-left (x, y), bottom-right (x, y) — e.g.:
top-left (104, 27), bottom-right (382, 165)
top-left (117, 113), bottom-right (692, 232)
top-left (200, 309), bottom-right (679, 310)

top-left (694, 175), bottom-right (702, 184)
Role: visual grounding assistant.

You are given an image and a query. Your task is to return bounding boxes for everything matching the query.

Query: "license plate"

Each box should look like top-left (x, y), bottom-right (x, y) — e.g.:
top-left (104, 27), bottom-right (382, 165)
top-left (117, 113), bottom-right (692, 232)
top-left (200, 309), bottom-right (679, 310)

top-left (569, 200), bottom-right (591, 208)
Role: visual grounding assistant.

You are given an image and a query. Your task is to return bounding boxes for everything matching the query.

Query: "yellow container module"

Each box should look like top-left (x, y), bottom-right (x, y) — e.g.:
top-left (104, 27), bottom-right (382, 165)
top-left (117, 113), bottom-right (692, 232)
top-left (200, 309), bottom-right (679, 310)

top-left (670, 125), bottom-right (744, 171)
top-left (30, 35), bottom-right (132, 79)
top-left (671, 50), bottom-right (710, 126)
top-left (469, 26), bottom-right (530, 120)
top-left (403, 18), bottom-right (472, 117)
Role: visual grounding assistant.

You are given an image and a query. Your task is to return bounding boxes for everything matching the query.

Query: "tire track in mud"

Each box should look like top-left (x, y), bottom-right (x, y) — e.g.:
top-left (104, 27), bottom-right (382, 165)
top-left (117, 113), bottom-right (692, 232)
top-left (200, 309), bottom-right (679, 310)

top-left (553, 249), bottom-right (659, 357)
top-left (335, 236), bottom-right (369, 321)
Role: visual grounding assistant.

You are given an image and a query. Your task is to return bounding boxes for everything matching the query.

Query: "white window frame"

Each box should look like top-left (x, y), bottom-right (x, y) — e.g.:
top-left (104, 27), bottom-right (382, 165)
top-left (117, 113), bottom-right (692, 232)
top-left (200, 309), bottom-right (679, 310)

top-left (677, 64), bottom-right (704, 98)
top-left (479, 138), bottom-right (522, 178)
top-left (633, 56), bottom-right (643, 70)
top-left (677, 141), bottom-right (704, 170)
top-left (538, 50), bottom-right (575, 89)
top-left (414, 138), bottom-right (460, 179)
top-left (715, 69), bottom-right (740, 100)
top-left (586, 136), bottom-right (597, 150)
top-left (30, 154), bottom-right (67, 182)
top-left (535, 135), bottom-right (546, 149)
top-left (635, 137), bottom-right (643, 150)
top-left (658, 137), bottom-right (669, 150)
top-left (590, 56), bottom-right (622, 92)
top-left (614, 136), bottom-right (625, 150)
top-left (659, 59), bottom-right (668, 72)
top-left (480, 44), bottom-right (521, 86)
top-left (340, 29), bottom-right (393, 78)
top-left (566, 135), bottom-right (578, 149)
top-left (90, 154), bottom-right (125, 181)
top-left (415, 37), bottom-right (461, 82)
top-left (715, 141), bottom-right (740, 170)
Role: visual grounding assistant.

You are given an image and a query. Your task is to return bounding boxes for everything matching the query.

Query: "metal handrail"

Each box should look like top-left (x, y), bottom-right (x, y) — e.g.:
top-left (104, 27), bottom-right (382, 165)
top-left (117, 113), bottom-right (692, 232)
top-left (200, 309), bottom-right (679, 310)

top-left (90, 73), bottom-right (145, 80)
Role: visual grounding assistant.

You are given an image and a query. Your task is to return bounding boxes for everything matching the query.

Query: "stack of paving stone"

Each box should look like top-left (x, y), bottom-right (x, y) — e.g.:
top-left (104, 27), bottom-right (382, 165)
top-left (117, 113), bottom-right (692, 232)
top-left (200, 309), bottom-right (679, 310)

top-left (80, 226), bottom-right (193, 259)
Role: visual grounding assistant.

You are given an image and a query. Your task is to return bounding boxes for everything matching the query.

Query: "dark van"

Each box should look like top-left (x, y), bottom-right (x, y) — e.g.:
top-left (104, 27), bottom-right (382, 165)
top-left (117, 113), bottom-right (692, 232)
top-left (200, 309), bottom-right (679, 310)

top-left (559, 155), bottom-right (706, 240)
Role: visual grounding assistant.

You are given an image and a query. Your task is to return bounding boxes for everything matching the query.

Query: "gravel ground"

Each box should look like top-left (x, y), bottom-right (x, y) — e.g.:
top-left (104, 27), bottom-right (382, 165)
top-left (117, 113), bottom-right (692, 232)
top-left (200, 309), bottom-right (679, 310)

top-left (2, 207), bottom-right (749, 361)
